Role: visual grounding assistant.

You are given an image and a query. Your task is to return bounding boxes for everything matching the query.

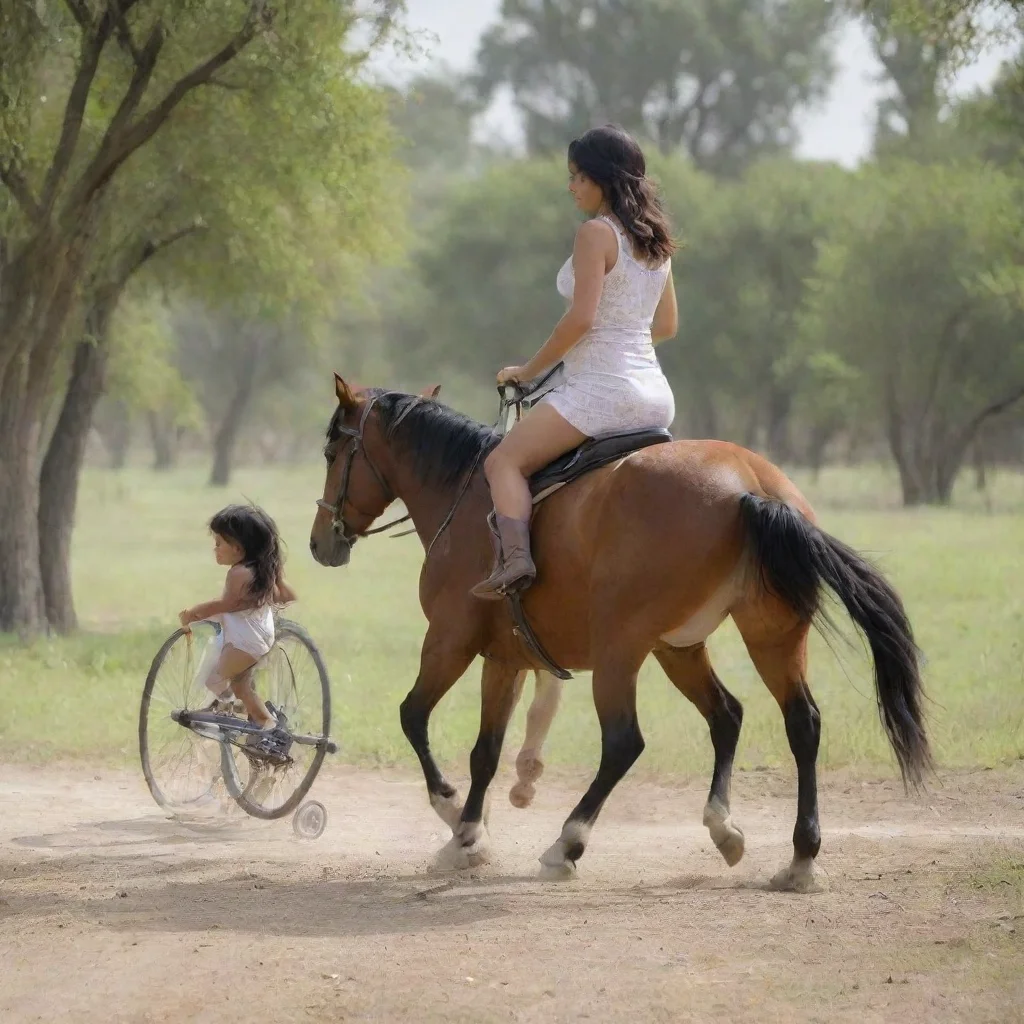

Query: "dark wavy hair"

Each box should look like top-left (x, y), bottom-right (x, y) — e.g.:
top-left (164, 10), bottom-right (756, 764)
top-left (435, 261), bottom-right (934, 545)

top-left (568, 124), bottom-right (677, 265)
top-left (209, 503), bottom-right (283, 605)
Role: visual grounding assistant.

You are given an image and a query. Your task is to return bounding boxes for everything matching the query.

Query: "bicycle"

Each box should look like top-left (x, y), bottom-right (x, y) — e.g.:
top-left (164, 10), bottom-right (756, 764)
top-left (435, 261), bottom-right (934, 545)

top-left (138, 617), bottom-right (338, 839)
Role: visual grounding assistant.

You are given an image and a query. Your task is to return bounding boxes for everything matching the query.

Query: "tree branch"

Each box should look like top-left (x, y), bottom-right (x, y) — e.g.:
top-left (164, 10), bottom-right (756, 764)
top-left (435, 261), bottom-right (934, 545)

top-left (124, 219), bottom-right (206, 284)
top-left (0, 162), bottom-right (41, 221)
top-left (102, 21), bottom-right (166, 146)
top-left (68, 0), bottom-right (272, 212)
top-left (111, 0), bottom-right (143, 63)
top-left (961, 383), bottom-right (1024, 440)
top-left (62, 0), bottom-right (94, 31)
top-left (41, 4), bottom-right (124, 212)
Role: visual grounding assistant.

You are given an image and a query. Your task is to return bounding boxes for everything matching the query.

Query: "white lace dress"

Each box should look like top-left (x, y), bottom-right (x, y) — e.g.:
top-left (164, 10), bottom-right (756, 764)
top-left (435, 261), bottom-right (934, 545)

top-left (542, 216), bottom-right (675, 436)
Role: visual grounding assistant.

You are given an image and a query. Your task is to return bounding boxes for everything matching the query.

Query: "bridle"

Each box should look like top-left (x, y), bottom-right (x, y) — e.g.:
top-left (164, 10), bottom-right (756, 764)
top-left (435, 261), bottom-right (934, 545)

top-left (316, 395), bottom-right (413, 552)
top-left (316, 382), bottom-right (535, 563)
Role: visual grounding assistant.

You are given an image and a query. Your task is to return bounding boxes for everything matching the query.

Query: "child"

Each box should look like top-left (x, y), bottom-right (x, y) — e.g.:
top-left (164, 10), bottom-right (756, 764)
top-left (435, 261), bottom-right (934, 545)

top-left (179, 503), bottom-right (297, 732)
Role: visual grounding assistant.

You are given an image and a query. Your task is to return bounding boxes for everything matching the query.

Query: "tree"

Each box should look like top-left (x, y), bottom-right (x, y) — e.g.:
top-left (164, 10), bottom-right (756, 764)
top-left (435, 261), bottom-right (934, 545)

top-left (658, 157), bottom-right (850, 454)
top-left (474, 0), bottom-right (838, 174)
top-left (388, 69), bottom-right (483, 177)
top-left (0, 0), bottom-right (403, 634)
top-left (394, 155), bottom-right (581, 415)
top-left (801, 160), bottom-right (1024, 505)
top-left (864, 0), bottom-right (956, 154)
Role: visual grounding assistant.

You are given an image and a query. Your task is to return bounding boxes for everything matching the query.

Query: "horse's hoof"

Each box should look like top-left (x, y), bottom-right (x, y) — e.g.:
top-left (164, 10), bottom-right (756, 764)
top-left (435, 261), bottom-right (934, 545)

top-left (770, 857), bottom-right (825, 894)
top-left (433, 834), bottom-right (490, 872)
top-left (538, 859), bottom-right (577, 881)
top-left (515, 752), bottom-right (545, 785)
top-left (703, 800), bottom-right (745, 867)
top-left (714, 825), bottom-right (745, 867)
top-left (508, 780), bottom-right (535, 809)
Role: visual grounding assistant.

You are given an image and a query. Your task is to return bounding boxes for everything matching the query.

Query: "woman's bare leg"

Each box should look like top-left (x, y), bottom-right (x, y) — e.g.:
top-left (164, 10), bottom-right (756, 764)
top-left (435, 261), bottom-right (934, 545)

top-left (483, 403), bottom-right (587, 518)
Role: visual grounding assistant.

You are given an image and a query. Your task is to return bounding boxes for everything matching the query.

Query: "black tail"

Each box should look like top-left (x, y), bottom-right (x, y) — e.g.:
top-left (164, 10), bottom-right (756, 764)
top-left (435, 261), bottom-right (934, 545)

top-left (739, 493), bottom-right (932, 789)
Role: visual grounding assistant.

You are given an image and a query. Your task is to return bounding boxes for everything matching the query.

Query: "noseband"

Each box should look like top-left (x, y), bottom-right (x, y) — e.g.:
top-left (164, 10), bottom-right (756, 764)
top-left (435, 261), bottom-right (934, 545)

top-left (316, 395), bottom-right (413, 547)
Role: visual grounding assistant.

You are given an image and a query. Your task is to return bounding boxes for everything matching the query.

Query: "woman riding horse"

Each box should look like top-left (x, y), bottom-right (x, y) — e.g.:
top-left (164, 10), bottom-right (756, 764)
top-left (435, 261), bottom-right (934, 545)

top-left (473, 124), bottom-right (679, 600)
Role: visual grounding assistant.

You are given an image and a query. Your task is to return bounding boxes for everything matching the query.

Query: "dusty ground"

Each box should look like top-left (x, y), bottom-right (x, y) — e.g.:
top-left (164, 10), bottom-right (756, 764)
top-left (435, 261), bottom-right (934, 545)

top-left (1, 760), bottom-right (1022, 1023)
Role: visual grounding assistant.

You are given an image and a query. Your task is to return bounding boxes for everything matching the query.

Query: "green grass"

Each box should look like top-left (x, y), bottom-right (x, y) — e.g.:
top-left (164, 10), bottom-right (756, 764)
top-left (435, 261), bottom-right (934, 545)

top-left (2, 462), bottom-right (1023, 779)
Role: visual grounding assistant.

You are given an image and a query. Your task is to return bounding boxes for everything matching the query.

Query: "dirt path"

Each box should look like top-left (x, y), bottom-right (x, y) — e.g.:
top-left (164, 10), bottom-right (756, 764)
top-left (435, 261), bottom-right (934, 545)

top-left (2, 761), bottom-right (1022, 1023)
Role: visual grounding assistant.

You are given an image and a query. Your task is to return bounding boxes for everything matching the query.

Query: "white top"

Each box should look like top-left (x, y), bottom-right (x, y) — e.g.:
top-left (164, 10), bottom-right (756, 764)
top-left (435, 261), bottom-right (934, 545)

top-left (542, 216), bottom-right (675, 436)
top-left (556, 215), bottom-right (671, 332)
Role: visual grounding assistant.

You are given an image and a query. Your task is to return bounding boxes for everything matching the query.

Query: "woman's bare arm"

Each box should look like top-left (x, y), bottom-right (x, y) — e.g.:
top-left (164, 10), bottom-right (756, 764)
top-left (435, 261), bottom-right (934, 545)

top-left (651, 263), bottom-right (678, 344)
top-left (517, 219), bottom-right (616, 379)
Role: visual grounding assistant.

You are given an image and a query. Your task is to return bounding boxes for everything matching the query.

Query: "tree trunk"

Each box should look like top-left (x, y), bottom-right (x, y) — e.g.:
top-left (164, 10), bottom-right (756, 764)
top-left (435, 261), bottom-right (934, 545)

top-left (208, 341), bottom-right (259, 487)
top-left (971, 438), bottom-right (988, 492)
top-left (148, 410), bottom-right (180, 471)
top-left (0, 357), bottom-right (47, 635)
top-left (764, 385), bottom-right (793, 464)
top-left (807, 420), bottom-right (839, 483)
top-left (38, 318), bottom-right (112, 633)
top-left (106, 405), bottom-right (132, 469)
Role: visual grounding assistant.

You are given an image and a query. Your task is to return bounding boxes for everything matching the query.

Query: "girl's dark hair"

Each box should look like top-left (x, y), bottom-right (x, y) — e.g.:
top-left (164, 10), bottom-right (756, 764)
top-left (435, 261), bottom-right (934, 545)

top-left (567, 124), bottom-right (677, 264)
top-left (209, 503), bottom-right (283, 605)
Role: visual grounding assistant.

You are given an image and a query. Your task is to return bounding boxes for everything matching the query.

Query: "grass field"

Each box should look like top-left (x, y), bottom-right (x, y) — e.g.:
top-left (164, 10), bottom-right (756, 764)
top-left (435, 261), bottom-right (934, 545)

top-left (2, 460), bottom-right (1023, 779)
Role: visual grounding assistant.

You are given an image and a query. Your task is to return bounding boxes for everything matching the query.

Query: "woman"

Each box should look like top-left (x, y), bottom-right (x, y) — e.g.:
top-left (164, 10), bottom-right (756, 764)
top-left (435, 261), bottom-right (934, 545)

top-left (472, 123), bottom-right (680, 601)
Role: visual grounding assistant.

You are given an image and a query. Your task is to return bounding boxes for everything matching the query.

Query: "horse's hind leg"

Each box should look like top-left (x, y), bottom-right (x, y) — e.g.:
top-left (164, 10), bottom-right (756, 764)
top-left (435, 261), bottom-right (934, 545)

top-left (538, 649), bottom-right (646, 879)
top-left (653, 643), bottom-right (745, 867)
top-left (733, 607), bottom-right (823, 893)
top-left (510, 670), bottom-right (563, 809)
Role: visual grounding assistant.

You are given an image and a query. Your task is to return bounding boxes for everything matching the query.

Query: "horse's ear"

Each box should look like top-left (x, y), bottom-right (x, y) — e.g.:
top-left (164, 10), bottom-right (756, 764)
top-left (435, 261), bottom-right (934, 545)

top-left (420, 384), bottom-right (442, 400)
top-left (334, 372), bottom-right (358, 410)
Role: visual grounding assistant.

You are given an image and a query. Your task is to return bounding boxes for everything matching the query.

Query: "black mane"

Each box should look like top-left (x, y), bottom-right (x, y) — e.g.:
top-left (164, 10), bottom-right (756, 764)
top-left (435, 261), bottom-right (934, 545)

top-left (328, 391), bottom-right (499, 491)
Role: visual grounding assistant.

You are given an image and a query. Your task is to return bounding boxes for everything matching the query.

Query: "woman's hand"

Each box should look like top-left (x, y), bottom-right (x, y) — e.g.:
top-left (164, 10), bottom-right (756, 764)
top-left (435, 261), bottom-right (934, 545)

top-left (497, 365), bottom-right (528, 386)
top-left (178, 608), bottom-right (195, 632)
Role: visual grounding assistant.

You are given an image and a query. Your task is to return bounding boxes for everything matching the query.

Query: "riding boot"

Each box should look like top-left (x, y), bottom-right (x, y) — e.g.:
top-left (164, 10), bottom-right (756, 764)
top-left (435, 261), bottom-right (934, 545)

top-left (470, 512), bottom-right (537, 601)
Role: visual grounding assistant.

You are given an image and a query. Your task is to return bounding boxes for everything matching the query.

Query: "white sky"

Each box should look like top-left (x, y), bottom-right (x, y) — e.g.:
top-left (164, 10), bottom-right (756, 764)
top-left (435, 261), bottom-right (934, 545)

top-left (370, 0), bottom-right (1017, 167)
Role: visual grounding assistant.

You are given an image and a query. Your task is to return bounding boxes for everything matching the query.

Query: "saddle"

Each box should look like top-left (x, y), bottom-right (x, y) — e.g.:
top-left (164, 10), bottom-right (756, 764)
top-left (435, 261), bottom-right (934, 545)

top-left (530, 428), bottom-right (673, 502)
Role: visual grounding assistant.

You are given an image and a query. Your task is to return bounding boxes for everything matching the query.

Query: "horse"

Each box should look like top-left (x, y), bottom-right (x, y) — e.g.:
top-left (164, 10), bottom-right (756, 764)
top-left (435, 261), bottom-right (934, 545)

top-left (309, 374), bottom-right (930, 891)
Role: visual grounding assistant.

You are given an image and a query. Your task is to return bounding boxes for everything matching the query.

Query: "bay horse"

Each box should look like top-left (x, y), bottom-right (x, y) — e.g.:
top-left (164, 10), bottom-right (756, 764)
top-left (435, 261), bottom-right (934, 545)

top-left (310, 375), bottom-right (930, 891)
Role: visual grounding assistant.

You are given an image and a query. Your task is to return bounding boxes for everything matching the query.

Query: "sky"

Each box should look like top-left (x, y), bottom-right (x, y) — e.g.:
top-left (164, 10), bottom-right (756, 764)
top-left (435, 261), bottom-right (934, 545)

top-left (369, 0), bottom-right (1017, 167)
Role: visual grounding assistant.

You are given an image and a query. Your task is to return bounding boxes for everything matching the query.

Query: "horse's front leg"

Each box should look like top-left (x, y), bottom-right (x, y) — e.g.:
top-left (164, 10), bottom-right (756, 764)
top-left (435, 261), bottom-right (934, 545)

top-left (399, 628), bottom-right (478, 835)
top-left (435, 658), bottom-right (521, 870)
top-left (510, 670), bottom-right (563, 808)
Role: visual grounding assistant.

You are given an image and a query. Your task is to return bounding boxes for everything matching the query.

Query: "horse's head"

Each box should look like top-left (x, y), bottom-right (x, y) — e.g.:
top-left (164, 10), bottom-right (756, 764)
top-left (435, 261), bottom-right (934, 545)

top-left (309, 373), bottom-right (440, 567)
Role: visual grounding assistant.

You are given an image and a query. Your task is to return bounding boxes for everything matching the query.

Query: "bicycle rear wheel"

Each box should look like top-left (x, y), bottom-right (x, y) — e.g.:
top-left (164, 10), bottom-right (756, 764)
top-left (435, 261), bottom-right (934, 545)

top-left (222, 619), bottom-right (333, 820)
top-left (139, 622), bottom-right (238, 812)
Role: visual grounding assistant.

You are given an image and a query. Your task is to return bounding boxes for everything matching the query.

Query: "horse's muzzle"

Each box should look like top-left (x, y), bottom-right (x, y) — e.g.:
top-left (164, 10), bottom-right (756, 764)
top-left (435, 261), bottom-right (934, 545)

top-left (309, 533), bottom-right (353, 568)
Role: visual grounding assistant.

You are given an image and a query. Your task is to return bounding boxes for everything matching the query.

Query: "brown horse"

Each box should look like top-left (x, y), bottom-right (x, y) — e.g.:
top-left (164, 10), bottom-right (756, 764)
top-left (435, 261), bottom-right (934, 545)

top-left (310, 376), bottom-right (930, 891)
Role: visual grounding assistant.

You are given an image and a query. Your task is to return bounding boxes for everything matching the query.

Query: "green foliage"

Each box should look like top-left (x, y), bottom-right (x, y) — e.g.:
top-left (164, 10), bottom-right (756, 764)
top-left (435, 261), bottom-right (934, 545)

top-left (661, 157), bottom-right (851, 449)
top-left (802, 159), bottom-right (1024, 501)
top-left (396, 155), bottom-right (579, 396)
top-left (107, 293), bottom-right (202, 428)
top-left (475, 0), bottom-right (838, 174)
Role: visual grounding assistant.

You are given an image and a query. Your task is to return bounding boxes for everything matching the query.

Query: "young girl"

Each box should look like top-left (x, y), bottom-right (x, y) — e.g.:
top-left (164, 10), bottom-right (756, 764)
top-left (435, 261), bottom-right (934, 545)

top-left (179, 504), bottom-right (297, 731)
